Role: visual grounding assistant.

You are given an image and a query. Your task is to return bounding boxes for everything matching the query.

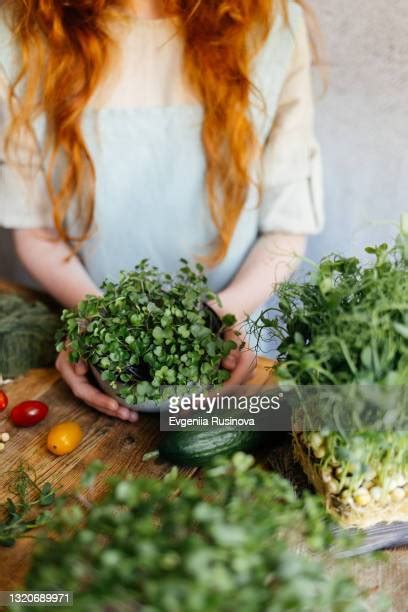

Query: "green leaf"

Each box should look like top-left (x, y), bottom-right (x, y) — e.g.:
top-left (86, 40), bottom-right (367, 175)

top-left (39, 483), bottom-right (55, 507)
top-left (222, 314), bottom-right (237, 327)
top-left (80, 461), bottom-right (105, 488)
top-left (393, 322), bottom-right (408, 339)
top-left (5, 498), bottom-right (18, 519)
top-left (100, 357), bottom-right (111, 368)
top-left (361, 346), bottom-right (372, 368)
top-left (153, 326), bottom-right (164, 341)
top-left (207, 341), bottom-right (218, 357)
top-left (191, 324), bottom-right (210, 339)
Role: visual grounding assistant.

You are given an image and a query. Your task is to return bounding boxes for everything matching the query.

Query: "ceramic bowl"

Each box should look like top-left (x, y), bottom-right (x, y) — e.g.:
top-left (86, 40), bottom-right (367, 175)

top-left (90, 365), bottom-right (168, 413)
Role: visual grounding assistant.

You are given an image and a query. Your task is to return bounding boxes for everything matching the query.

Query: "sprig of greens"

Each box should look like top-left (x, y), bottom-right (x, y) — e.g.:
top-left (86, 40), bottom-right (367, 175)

top-left (56, 260), bottom-right (237, 404)
top-left (0, 465), bottom-right (57, 547)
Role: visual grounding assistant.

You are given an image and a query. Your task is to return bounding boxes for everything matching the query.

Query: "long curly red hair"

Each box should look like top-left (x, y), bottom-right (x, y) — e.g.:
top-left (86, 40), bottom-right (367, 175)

top-left (4, 0), bottom-right (315, 264)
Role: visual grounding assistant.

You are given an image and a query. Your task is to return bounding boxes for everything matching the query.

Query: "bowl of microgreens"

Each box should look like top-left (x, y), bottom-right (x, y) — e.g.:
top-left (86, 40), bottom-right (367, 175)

top-left (254, 222), bottom-right (408, 528)
top-left (56, 260), bottom-right (237, 412)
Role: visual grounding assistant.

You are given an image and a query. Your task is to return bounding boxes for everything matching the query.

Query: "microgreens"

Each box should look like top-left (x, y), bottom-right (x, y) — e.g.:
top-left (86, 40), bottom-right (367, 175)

top-left (23, 455), bottom-right (376, 611)
top-left (253, 228), bottom-right (408, 518)
top-left (56, 260), bottom-right (236, 404)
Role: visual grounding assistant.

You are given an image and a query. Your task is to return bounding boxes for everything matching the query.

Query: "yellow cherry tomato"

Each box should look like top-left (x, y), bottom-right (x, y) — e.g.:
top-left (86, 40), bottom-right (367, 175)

top-left (47, 421), bottom-right (83, 456)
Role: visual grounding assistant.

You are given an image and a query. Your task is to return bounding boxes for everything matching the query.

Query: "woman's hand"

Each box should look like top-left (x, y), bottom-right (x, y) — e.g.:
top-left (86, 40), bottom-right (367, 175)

top-left (203, 233), bottom-right (307, 387)
top-left (207, 297), bottom-right (257, 386)
top-left (14, 231), bottom-right (137, 418)
top-left (56, 351), bottom-right (139, 422)
top-left (221, 326), bottom-right (257, 386)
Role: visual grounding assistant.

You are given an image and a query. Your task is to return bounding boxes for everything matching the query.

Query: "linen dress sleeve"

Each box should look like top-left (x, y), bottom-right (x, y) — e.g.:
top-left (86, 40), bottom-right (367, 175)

top-left (0, 62), bottom-right (53, 229)
top-left (258, 12), bottom-right (324, 235)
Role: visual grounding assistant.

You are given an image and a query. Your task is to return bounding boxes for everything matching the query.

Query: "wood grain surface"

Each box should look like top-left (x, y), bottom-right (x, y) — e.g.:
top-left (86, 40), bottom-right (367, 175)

top-left (0, 358), bottom-right (275, 591)
top-left (0, 279), bottom-right (406, 609)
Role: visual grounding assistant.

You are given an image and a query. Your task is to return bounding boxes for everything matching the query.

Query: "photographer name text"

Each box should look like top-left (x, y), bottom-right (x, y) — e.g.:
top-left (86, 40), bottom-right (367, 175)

top-left (168, 392), bottom-right (282, 427)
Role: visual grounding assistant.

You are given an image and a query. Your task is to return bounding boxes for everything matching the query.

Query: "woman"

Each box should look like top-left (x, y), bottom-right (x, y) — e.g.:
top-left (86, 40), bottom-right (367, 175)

top-left (0, 0), bottom-right (323, 421)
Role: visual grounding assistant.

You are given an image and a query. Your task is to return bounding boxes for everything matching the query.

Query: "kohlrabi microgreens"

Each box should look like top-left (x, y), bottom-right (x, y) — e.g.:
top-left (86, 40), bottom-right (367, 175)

top-left (56, 260), bottom-right (236, 404)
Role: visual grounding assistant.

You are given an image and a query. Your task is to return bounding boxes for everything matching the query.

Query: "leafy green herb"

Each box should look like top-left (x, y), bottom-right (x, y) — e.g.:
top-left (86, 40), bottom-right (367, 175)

top-left (0, 465), bottom-right (57, 547)
top-left (23, 454), bottom-right (378, 611)
top-left (56, 260), bottom-right (236, 403)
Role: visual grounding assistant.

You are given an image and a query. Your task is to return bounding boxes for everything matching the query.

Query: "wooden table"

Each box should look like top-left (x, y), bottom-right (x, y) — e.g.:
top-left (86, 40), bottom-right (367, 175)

top-left (1, 366), bottom-right (407, 609)
top-left (0, 358), bottom-right (277, 589)
top-left (0, 280), bottom-right (407, 609)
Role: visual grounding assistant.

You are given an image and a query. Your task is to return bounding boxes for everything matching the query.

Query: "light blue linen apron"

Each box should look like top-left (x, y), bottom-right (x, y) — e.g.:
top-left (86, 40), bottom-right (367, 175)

top-left (0, 4), bottom-right (302, 354)
top-left (28, 5), bottom-right (299, 291)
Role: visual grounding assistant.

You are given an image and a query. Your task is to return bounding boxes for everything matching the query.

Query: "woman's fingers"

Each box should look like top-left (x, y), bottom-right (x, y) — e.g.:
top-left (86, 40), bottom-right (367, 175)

top-left (220, 324), bottom-right (257, 386)
top-left (73, 360), bottom-right (88, 376)
top-left (222, 327), bottom-right (242, 370)
top-left (223, 350), bottom-right (257, 387)
top-left (72, 380), bottom-right (120, 414)
top-left (76, 384), bottom-right (139, 422)
top-left (57, 353), bottom-right (118, 412)
top-left (223, 349), bottom-right (239, 370)
top-left (56, 351), bottom-right (139, 422)
top-left (117, 406), bottom-right (139, 422)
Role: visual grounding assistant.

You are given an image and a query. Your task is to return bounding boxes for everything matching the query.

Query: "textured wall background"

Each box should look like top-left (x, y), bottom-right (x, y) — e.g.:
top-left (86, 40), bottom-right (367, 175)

top-left (1, 0), bottom-right (407, 283)
top-left (308, 0), bottom-right (408, 263)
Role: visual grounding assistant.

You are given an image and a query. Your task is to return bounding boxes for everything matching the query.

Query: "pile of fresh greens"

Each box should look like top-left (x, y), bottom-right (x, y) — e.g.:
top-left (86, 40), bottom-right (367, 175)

top-left (0, 293), bottom-right (60, 378)
top-left (57, 260), bottom-right (236, 404)
top-left (253, 229), bottom-right (408, 524)
top-left (15, 455), bottom-right (379, 612)
top-left (256, 237), bottom-right (408, 386)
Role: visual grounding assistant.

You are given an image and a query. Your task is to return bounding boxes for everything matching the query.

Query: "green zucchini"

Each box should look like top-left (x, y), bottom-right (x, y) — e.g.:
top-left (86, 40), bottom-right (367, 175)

top-left (159, 430), bottom-right (264, 467)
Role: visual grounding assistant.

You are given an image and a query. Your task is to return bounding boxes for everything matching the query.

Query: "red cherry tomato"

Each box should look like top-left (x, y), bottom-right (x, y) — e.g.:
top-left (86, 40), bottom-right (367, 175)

top-left (10, 401), bottom-right (49, 427)
top-left (0, 390), bottom-right (8, 412)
